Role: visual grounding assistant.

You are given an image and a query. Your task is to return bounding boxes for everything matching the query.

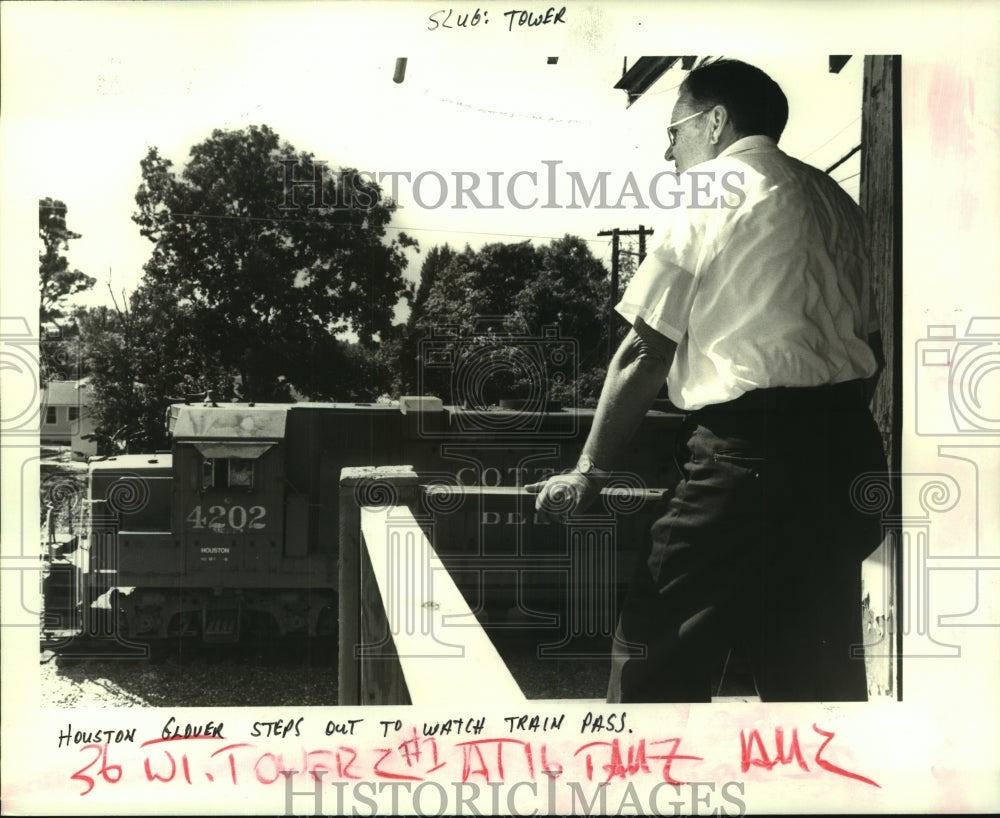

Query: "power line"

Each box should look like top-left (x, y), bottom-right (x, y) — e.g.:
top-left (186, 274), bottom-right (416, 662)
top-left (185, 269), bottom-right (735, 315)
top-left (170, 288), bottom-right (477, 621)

top-left (801, 115), bottom-right (861, 161)
top-left (167, 210), bottom-right (368, 226)
top-left (163, 209), bottom-right (616, 247)
top-left (635, 80), bottom-right (684, 100)
top-left (383, 224), bottom-right (612, 245)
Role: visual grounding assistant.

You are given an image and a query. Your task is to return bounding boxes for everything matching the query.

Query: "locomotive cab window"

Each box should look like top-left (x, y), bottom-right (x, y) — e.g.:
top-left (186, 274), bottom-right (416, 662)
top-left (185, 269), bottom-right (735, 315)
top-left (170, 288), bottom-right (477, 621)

top-left (201, 457), bottom-right (255, 490)
top-left (229, 458), bottom-right (254, 488)
top-left (192, 442), bottom-right (274, 492)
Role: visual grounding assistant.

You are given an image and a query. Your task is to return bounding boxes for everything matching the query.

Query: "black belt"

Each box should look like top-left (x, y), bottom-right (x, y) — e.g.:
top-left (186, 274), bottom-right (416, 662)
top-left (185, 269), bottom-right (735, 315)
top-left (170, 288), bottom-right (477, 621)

top-left (693, 379), bottom-right (868, 417)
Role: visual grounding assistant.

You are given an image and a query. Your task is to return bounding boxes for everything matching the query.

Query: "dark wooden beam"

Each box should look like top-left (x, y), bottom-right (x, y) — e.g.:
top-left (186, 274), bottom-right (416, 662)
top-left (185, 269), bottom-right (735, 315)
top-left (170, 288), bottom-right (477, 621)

top-left (860, 55), bottom-right (902, 474)
top-left (825, 143), bottom-right (862, 175)
top-left (859, 54), bottom-right (902, 702)
top-left (829, 55), bottom-right (852, 74)
top-left (614, 56), bottom-right (682, 106)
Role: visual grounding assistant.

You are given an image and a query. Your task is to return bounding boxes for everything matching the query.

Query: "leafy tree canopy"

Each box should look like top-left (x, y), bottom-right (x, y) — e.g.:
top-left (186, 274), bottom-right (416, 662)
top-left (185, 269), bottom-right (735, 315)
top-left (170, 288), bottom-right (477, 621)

top-left (398, 235), bottom-right (611, 406)
top-left (39, 198), bottom-right (95, 383)
top-left (39, 197), bottom-right (96, 324)
top-left (132, 124), bottom-right (416, 402)
top-left (77, 282), bottom-right (236, 453)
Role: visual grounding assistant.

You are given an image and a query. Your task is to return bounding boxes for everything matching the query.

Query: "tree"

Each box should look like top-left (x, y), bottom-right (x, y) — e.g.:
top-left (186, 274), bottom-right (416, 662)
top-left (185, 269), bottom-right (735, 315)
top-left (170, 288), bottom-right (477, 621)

top-left (132, 125), bottom-right (416, 402)
top-left (513, 234), bottom-right (611, 356)
top-left (508, 235), bottom-right (611, 407)
top-left (402, 236), bottom-right (611, 407)
top-left (391, 244), bottom-right (458, 395)
top-left (406, 244), bottom-right (457, 335)
top-left (39, 198), bottom-right (96, 383)
top-left (77, 281), bottom-right (236, 454)
top-left (617, 235), bottom-right (640, 291)
top-left (39, 198), bottom-right (96, 324)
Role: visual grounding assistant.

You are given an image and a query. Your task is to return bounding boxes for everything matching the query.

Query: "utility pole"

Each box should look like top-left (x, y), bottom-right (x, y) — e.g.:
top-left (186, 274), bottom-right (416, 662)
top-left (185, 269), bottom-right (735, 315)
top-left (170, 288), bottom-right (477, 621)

top-left (598, 225), bottom-right (654, 362)
top-left (600, 228), bottom-right (620, 366)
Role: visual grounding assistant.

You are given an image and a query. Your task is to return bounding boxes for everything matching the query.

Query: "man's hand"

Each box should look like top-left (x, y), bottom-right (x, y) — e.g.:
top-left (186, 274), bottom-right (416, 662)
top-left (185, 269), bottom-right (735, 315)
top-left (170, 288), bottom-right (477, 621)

top-left (524, 471), bottom-right (603, 523)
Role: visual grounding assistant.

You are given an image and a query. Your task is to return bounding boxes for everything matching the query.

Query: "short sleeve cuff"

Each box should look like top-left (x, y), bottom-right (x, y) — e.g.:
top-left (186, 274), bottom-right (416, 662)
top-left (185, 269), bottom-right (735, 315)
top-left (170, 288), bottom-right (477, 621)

top-left (615, 301), bottom-right (685, 343)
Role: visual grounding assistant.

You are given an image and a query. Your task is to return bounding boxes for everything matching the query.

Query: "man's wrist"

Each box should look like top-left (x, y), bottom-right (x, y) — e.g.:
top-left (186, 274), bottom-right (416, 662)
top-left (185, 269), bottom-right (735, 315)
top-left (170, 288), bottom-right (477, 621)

top-left (575, 454), bottom-right (612, 482)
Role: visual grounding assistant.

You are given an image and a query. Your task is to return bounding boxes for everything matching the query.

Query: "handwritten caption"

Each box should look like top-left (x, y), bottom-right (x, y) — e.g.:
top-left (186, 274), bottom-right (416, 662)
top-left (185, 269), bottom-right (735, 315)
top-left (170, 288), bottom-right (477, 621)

top-left (428, 7), bottom-right (567, 31)
top-left (59, 711), bottom-right (879, 798)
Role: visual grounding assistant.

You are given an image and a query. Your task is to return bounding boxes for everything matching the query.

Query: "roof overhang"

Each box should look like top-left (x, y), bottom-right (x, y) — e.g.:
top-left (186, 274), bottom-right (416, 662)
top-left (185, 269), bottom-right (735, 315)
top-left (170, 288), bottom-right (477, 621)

top-left (191, 441), bottom-right (275, 459)
top-left (614, 57), bottom-right (688, 107)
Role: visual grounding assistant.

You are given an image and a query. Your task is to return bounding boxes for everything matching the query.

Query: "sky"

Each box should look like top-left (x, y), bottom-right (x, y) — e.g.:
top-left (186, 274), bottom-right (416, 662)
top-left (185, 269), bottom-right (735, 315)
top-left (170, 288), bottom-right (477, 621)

top-left (4, 2), bottom-right (863, 316)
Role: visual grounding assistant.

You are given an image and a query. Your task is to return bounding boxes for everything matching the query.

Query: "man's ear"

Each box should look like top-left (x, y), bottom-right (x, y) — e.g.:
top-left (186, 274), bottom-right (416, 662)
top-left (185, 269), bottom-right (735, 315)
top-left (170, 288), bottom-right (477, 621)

top-left (709, 105), bottom-right (730, 144)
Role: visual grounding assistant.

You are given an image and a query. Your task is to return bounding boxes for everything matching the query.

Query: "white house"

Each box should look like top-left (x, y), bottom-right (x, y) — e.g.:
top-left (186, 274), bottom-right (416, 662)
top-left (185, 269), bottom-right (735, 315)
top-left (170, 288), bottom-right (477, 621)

top-left (41, 379), bottom-right (98, 457)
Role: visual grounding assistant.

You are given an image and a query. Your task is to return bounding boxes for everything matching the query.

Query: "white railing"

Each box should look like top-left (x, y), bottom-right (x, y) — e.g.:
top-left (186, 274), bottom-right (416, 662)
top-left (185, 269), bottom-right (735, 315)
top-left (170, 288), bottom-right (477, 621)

top-left (338, 465), bottom-right (667, 706)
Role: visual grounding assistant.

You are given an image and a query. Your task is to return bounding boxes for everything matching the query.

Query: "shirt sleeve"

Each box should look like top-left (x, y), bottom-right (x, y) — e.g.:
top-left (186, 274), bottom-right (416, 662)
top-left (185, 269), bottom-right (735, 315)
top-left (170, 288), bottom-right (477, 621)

top-left (615, 205), bottom-right (707, 343)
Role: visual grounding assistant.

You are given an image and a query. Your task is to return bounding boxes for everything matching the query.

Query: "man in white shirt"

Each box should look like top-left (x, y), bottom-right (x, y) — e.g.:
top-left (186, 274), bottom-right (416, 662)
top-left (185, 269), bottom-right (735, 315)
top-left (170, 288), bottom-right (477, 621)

top-left (527, 59), bottom-right (887, 702)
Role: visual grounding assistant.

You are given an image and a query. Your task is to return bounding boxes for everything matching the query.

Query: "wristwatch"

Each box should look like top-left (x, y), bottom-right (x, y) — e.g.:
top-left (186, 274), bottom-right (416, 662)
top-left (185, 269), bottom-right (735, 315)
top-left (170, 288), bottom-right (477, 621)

top-left (576, 454), bottom-right (611, 480)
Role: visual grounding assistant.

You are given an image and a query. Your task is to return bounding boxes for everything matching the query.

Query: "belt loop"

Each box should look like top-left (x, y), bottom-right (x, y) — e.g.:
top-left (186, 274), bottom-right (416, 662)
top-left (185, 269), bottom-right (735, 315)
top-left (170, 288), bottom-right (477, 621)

top-left (673, 412), bottom-right (698, 474)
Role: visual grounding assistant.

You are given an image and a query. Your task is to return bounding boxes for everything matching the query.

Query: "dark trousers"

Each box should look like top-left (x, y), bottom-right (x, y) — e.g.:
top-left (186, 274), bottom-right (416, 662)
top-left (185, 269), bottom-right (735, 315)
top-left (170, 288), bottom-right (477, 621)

top-left (607, 380), bottom-right (887, 703)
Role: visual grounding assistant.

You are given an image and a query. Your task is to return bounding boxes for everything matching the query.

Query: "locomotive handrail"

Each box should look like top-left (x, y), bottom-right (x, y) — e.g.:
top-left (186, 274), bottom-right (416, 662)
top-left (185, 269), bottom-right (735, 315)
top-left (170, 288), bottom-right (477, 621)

top-left (423, 484), bottom-right (667, 501)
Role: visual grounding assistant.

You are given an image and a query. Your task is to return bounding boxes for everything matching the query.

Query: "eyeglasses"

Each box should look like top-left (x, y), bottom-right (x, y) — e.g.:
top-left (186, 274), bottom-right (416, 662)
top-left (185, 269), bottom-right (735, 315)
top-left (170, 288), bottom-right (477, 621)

top-left (667, 109), bottom-right (710, 146)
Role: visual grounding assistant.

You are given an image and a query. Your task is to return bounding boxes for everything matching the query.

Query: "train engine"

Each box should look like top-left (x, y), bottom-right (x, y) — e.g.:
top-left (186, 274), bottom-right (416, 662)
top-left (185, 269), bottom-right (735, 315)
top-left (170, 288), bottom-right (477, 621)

top-left (90, 405), bottom-right (332, 642)
top-left (82, 399), bottom-right (683, 645)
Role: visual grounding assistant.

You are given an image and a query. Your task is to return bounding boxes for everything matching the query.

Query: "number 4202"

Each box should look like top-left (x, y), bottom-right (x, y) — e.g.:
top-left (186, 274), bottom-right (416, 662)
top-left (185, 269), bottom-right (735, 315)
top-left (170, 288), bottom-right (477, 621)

top-left (186, 504), bottom-right (267, 532)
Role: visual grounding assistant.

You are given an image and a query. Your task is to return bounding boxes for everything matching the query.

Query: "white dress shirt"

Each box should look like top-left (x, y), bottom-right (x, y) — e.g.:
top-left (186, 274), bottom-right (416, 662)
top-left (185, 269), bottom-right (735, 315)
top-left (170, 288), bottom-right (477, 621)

top-left (616, 135), bottom-right (879, 411)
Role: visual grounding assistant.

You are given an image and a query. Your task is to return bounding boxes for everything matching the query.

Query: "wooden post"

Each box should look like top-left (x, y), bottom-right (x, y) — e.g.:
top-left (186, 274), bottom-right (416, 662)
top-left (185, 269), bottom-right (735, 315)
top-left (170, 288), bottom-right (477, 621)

top-left (859, 55), bottom-right (902, 700)
top-left (338, 465), bottom-right (418, 706)
top-left (860, 55), bottom-right (902, 470)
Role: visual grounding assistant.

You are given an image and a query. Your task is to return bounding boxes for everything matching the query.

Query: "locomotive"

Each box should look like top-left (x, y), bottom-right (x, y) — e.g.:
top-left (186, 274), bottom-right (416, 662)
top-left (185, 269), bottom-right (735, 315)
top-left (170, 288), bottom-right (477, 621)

top-left (51, 398), bottom-right (684, 647)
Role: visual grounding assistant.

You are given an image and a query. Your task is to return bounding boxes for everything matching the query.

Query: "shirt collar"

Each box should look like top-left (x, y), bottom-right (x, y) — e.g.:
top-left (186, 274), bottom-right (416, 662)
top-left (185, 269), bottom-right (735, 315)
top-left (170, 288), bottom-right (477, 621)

top-left (719, 134), bottom-right (778, 158)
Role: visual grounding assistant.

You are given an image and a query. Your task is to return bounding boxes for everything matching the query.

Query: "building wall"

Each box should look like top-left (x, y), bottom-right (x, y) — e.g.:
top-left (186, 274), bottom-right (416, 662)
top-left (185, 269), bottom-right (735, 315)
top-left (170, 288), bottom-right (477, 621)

top-left (41, 382), bottom-right (98, 457)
